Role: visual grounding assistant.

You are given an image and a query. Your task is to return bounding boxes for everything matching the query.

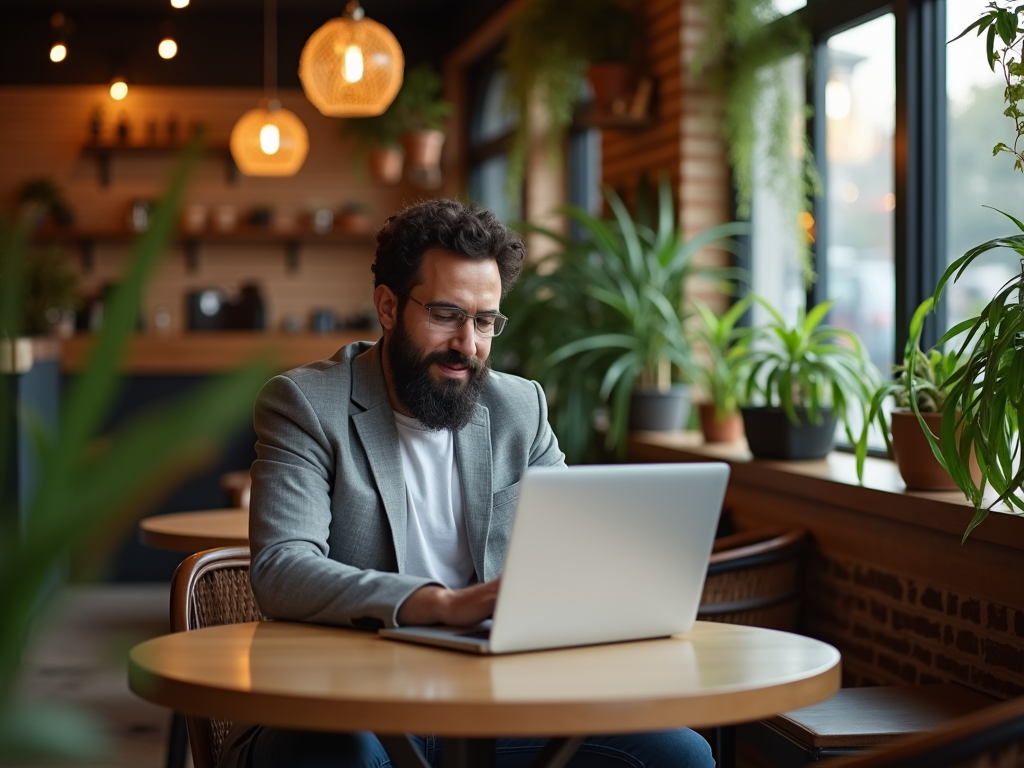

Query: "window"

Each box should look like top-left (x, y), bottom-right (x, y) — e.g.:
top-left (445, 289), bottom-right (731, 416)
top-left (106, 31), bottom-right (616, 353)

top-left (468, 60), bottom-right (521, 223)
top-left (467, 51), bottom-right (599, 233)
top-left (822, 14), bottom-right (896, 374)
top-left (744, 0), bottom-right (1001, 452)
top-left (750, 53), bottom-right (807, 329)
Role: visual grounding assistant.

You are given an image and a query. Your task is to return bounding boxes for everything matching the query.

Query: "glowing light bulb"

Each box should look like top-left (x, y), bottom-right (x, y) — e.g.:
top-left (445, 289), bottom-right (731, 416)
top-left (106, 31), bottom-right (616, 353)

top-left (259, 123), bottom-right (281, 155)
top-left (171, 0), bottom-right (190, 7)
top-left (342, 45), bottom-right (364, 83)
top-left (50, 43), bottom-right (67, 62)
top-left (158, 38), bottom-right (178, 59)
top-left (110, 80), bottom-right (128, 100)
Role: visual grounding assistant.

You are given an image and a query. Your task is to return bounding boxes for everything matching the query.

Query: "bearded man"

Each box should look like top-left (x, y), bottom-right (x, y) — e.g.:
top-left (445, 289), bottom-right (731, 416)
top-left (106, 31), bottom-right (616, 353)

top-left (231, 200), bottom-right (714, 768)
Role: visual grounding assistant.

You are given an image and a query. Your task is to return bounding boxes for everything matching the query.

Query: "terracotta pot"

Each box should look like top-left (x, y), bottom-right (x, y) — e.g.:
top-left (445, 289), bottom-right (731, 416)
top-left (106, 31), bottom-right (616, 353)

top-left (336, 212), bottom-right (372, 235)
top-left (699, 404), bottom-right (744, 444)
top-left (890, 409), bottom-right (981, 491)
top-left (401, 130), bottom-right (445, 171)
top-left (367, 146), bottom-right (403, 184)
top-left (585, 63), bottom-right (634, 114)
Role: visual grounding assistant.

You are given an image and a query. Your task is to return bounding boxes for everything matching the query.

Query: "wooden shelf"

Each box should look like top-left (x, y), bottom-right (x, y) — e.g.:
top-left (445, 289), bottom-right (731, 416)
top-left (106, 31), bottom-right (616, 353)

top-left (33, 228), bottom-right (376, 274)
top-left (80, 142), bottom-right (236, 186)
top-left (60, 331), bottom-right (375, 375)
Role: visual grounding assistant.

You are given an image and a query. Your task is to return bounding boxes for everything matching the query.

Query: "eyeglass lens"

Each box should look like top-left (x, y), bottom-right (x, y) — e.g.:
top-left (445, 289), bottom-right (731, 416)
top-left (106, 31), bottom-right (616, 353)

top-left (426, 306), bottom-right (506, 336)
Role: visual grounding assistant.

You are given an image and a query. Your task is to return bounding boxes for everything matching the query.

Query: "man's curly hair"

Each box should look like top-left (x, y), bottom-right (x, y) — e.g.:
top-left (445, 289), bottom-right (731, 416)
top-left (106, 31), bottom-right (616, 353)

top-left (371, 199), bottom-right (526, 300)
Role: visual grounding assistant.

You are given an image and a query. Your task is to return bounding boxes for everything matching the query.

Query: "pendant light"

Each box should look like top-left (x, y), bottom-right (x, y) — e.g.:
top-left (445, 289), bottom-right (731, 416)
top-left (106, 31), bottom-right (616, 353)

top-left (298, 1), bottom-right (404, 117)
top-left (230, 0), bottom-right (309, 177)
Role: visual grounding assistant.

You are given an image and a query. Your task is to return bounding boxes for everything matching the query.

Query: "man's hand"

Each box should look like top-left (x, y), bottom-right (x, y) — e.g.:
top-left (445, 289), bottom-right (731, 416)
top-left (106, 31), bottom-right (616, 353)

top-left (396, 578), bottom-right (501, 627)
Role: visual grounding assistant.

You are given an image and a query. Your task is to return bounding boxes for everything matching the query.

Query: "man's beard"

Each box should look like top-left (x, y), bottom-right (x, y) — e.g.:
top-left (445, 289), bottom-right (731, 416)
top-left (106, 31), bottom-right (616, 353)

top-left (386, 318), bottom-right (490, 432)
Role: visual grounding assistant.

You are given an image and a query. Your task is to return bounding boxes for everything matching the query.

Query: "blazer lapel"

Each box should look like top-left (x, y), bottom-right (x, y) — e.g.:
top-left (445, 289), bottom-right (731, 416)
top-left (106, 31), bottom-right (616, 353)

top-left (351, 344), bottom-right (408, 571)
top-left (455, 404), bottom-right (492, 582)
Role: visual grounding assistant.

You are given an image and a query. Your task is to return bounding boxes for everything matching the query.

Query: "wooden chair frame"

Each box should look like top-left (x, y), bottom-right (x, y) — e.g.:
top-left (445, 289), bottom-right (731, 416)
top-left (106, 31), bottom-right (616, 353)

top-left (170, 546), bottom-right (260, 768)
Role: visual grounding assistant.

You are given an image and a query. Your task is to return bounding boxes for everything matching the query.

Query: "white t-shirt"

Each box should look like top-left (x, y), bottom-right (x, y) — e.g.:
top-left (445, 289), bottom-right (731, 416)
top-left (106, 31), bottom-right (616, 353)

top-left (393, 411), bottom-right (475, 589)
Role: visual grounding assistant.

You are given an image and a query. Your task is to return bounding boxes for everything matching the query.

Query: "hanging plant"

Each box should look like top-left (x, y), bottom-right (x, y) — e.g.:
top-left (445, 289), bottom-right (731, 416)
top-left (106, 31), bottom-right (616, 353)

top-left (501, 0), bottom-right (640, 199)
top-left (692, 0), bottom-right (819, 287)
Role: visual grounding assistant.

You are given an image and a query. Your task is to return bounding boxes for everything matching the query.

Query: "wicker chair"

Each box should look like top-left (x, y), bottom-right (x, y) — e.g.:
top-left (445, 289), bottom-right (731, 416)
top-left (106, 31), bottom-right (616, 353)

top-left (170, 546), bottom-right (264, 768)
top-left (698, 528), bottom-right (806, 631)
top-left (823, 694), bottom-right (1024, 768)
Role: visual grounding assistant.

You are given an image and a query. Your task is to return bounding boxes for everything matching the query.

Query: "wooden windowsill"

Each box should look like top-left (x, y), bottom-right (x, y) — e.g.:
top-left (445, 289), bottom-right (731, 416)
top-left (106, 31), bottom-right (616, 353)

top-left (628, 430), bottom-right (1024, 552)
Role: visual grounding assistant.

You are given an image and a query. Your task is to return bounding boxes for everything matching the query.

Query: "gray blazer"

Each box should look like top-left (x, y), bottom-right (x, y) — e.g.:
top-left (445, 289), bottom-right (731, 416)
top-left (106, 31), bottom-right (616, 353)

top-left (248, 340), bottom-right (566, 630)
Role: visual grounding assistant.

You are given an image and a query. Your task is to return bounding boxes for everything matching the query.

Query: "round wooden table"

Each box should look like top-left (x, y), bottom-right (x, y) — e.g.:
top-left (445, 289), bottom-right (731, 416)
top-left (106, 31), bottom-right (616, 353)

top-left (129, 620), bottom-right (840, 768)
top-left (137, 508), bottom-right (248, 551)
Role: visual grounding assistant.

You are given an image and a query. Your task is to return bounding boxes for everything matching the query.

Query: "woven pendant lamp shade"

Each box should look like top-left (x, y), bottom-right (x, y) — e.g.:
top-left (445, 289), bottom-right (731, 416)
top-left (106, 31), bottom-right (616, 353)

top-left (230, 103), bottom-right (309, 177)
top-left (299, 5), bottom-right (404, 117)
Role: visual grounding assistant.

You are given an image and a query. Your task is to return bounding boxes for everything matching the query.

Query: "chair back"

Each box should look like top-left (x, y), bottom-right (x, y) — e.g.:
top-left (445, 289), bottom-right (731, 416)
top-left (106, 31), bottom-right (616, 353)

top-left (170, 546), bottom-right (265, 768)
top-left (698, 528), bottom-right (806, 630)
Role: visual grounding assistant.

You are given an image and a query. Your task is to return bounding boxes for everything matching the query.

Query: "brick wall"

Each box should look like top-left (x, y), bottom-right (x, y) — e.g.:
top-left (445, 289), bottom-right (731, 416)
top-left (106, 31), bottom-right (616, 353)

top-left (805, 550), bottom-right (1024, 699)
top-left (2, 85), bottom-right (420, 333)
top-left (599, 0), bottom-right (733, 308)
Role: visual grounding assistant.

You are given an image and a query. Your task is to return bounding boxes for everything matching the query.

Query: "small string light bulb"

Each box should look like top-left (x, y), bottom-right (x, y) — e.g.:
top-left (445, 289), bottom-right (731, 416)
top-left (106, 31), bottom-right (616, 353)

top-left (50, 43), bottom-right (67, 62)
top-left (110, 79), bottom-right (128, 100)
top-left (158, 38), bottom-right (178, 59)
top-left (171, 0), bottom-right (190, 7)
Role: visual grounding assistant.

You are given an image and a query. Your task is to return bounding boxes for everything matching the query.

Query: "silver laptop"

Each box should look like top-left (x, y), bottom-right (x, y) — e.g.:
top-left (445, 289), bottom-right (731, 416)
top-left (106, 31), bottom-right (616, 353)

top-left (379, 462), bottom-right (729, 654)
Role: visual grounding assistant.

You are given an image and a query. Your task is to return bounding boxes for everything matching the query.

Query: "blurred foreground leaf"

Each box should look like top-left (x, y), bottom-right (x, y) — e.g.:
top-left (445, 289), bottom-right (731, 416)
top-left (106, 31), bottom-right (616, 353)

top-left (0, 142), bottom-right (273, 760)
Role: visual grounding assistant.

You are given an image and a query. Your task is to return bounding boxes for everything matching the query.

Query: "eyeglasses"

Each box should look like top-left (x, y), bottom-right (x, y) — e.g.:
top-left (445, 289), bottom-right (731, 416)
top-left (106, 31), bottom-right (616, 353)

top-left (401, 294), bottom-right (508, 337)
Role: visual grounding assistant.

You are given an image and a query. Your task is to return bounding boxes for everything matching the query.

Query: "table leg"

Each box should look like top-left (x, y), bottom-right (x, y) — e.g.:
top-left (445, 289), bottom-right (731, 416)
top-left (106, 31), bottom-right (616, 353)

top-left (378, 736), bottom-right (431, 768)
top-left (442, 737), bottom-right (496, 768)
top-left (165, 712), bottom-right (188, 768)
top-left (710, 726), bottom-right (736, 768)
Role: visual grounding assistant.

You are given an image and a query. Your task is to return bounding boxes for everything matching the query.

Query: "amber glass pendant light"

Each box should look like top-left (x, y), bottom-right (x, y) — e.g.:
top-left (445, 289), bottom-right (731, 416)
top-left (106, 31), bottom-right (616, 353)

top-left (298, 1), bottom-right (404, 117)
top-left (229, 0), bottom-right (309, 177)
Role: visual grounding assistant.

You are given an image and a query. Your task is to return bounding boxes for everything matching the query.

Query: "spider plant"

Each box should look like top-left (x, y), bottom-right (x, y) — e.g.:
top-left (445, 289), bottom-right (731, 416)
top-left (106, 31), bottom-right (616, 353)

top-left (927, 211), bottom-right (1024, 538)
top-left (931, 3), bottom-right (1024, 538)
top-left (739, 296), bottom-right (879, 448)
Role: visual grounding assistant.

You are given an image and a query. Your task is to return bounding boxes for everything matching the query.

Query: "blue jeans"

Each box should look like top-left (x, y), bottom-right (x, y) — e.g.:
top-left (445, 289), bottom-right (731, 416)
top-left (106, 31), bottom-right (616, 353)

top-left (247, 729), bottom-right (715, 768)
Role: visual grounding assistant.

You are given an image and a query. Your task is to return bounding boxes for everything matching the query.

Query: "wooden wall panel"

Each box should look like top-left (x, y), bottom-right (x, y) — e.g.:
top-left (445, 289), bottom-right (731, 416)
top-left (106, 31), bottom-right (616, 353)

top-left (1, 85), bottom-right (423, 333)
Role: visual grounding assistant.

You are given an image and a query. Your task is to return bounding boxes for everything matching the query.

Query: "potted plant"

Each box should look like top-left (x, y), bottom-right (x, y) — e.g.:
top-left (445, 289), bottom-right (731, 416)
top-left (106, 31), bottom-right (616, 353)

top-left (393, 64), bottom-right (452, 188)
top-left (924, 2), bottom-right (1024, 538)
top-left (691, 296), bottom-right (752, 443)
top-left (501, 0), bottom-right (641, 196)
top-left (18, 177), bottom-right (74, 229)
top-left (856, 298), bottom-right (970, 489)
top-left (336, 201), bottom-right (372, 235)
top-left (737, 297), bottom-right (879, 460)
top-left (496, 176), bottom-right (746, 460)
top-left (339, 103), bottom-right (404, 184)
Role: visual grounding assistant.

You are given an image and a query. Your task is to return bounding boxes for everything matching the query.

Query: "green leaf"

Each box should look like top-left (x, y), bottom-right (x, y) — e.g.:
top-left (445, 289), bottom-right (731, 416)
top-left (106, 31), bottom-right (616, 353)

top-left (0, 702), bottom-right (109, 761)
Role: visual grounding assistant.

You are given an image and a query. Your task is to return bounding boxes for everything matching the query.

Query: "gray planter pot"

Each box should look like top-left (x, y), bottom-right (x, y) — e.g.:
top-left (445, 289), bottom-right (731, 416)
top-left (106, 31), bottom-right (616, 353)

top-left (630, 386), bottom-right (691, 431)
top-left (741, 407), bottom-right (836, 460)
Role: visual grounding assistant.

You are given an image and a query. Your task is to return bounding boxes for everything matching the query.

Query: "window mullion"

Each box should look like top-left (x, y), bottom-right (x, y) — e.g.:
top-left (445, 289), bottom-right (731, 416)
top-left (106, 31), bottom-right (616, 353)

top-left (894, 0), bottom-right (947, 357)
